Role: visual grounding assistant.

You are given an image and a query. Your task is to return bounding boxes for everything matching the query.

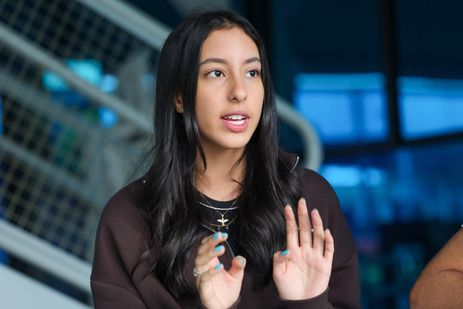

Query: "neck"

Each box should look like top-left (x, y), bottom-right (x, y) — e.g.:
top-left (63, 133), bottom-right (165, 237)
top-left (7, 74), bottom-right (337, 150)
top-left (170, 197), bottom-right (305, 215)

top-left (195, 148), bottom-right (245, 201)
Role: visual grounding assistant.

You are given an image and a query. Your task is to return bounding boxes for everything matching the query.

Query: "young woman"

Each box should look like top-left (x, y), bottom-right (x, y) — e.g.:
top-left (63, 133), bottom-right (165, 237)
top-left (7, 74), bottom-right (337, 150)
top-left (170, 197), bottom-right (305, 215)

top-left (91, 10), bottom-right (360, 309)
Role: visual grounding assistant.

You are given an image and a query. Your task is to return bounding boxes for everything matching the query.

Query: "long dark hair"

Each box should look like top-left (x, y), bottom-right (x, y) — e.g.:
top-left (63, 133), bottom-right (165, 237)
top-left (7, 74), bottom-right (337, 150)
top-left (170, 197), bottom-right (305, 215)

top-left (136, 10), bottom-right (299, 298)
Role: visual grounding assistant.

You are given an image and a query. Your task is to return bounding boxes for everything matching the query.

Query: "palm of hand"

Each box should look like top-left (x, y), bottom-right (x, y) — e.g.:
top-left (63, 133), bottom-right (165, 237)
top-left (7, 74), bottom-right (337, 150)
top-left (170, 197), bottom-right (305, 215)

top-left (198, 264), bottom-right (243, 309)
top-left (195, 232), bottom-right (246, 309)
top-left (273, 245), bottom-right (332, 300)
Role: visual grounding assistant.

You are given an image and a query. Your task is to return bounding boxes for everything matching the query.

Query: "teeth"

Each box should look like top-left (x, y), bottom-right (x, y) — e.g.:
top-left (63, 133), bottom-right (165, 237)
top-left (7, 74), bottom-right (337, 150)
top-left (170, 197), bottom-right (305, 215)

top-left (225, 115), bottom-right (246, 120)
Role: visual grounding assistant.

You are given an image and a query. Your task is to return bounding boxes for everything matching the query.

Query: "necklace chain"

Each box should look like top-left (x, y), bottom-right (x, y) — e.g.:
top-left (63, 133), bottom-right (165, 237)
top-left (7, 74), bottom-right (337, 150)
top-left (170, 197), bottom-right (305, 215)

top-left (198, 192), bottom-right (239, 230)
top-left (198, 201), bottom-right (239, 211)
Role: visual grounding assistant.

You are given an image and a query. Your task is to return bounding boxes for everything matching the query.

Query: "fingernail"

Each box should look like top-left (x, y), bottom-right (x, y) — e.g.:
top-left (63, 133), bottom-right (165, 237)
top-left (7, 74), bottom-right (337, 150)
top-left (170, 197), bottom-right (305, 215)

top-left (280, 249), bottom-right (289, 256)
top-left (213, 232), bottom-right (220, 240)
top-left (214, 245), bottom-right (224, 252)
top-left (313, 208), bottom-right (319, 214)
top-left (236, 256), bottom-right (246, 265)
top-left (221, 232), bottom-right (228, 238)
top-left (301, 197), bottom-right (306, 203)
top-left (214, 263), bottom-right (223, 270)
top-left (325, 228), bottom-right (330, 233)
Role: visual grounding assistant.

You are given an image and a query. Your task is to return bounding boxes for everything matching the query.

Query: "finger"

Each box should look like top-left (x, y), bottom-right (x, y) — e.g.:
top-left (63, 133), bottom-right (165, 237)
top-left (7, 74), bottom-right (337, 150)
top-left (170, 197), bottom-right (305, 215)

top-left (195, 244), bottom-right (226, 269)
top-left (284, 205), bottom-right (299, 248)
top-left (199, 231), bottom-right (228, 247)
top-left (198, 232), bottom-right (228, 255)
top-left (311, 209), bottom-right (325, 253)
top-left (198, 263), bottom-right (224, 284)
top-left (227, 256), bottom-right (246, 281)
top-left (195, 232), bottom-right (227, 273)
top-left (272, 249), bottom-right (290, 268)
top-left (323, 229), bottom-right (335, 260)
top-left (297, 198), bottom-right (312, 248)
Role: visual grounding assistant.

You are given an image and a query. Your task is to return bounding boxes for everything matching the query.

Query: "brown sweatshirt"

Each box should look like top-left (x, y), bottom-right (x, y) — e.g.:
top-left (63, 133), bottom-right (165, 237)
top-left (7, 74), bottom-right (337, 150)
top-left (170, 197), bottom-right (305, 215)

top-left (91, 155), bottom-right (361, 308)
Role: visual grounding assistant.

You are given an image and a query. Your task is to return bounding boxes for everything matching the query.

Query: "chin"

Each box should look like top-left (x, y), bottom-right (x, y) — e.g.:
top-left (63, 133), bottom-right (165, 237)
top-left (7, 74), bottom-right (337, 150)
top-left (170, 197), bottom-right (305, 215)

top-left (201, 132), bottom-right (255, 153)
top-left (226, 135), bottom-right (254, 148)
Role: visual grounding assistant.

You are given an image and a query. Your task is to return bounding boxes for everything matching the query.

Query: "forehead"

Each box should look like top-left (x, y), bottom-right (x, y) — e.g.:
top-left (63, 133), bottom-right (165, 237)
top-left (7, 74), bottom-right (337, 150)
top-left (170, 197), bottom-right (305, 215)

top-left (199, 27), bottom-right (260, 59)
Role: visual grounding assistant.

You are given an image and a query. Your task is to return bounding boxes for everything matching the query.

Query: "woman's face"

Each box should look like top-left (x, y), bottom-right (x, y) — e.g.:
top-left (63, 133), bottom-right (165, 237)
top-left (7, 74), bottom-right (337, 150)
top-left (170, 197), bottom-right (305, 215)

top-left (194, 27), bottom-right (264, 156)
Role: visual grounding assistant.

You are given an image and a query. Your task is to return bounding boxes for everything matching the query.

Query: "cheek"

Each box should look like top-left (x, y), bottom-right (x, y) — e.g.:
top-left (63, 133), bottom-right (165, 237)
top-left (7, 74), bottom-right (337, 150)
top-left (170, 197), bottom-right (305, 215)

top-left (195, 97), bottom-right (217, 131)
top-left (194, 91), bottom-right (206, 116)
top-left (256, 89), bottom-right (265, 116)
top-left (195, 99), bottom-right (213, 119)
top-left (256, 83), bottom-right (264, 104)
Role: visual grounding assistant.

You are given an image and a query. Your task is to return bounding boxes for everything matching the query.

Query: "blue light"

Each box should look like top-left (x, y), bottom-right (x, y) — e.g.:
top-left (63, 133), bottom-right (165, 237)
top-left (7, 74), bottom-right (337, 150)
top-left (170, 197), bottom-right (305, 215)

top-left (98, 108), bottom-right (118, 128)
top-left (42, 59), bottom-right (103, 91)
top-left (100, 74), bottom-right (119, 93)
top-left (294, 73), bottom-right (388, 144)
top-left (399, 77), bottom-right (463, 139)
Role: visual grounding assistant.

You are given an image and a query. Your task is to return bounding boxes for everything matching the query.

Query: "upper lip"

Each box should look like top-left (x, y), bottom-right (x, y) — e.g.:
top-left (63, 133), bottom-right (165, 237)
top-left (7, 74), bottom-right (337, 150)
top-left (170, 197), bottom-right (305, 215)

top-left (221, 111), bottom-right (249, 119)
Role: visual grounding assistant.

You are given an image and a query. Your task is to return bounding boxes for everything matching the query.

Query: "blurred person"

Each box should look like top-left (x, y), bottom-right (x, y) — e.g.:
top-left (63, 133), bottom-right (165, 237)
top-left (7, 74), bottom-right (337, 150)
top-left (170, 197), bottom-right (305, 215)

top-left (410, 227), bottom-right (463, 309)
top-left (90, 10), bottom-right (360, 309)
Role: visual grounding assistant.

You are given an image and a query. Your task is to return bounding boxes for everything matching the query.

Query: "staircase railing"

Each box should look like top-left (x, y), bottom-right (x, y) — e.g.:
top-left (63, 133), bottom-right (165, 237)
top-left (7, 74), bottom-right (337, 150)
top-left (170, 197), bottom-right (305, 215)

top-left (0, 219), bottom-right (92, 293)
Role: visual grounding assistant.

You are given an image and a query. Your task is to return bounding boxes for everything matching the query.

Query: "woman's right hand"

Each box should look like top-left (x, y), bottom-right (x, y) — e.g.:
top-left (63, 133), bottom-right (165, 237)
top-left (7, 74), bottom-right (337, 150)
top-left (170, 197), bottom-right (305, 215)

top-left (195, 232), bottom-right (246, 309)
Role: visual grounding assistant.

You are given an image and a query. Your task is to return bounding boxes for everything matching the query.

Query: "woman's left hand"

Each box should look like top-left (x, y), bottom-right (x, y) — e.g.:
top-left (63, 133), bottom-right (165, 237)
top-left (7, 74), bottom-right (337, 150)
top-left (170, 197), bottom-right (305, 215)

top-left (272, 198), bottom-right (334, 300)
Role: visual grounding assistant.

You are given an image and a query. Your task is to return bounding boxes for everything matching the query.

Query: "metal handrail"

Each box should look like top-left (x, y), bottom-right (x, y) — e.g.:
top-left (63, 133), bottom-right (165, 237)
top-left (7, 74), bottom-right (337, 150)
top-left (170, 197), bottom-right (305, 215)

top-left (0, 219), bottom-right (92, 294)
top-left (77, 0), bottom-right (170, 50)
top-left (0, 23), bottom-right (152, 133)
top-left (0, 137), bottom-right (105, 207)
top-left (276, 96), bottom-right (323, 170)
top-left (76, 0), bottom-right (323, 170)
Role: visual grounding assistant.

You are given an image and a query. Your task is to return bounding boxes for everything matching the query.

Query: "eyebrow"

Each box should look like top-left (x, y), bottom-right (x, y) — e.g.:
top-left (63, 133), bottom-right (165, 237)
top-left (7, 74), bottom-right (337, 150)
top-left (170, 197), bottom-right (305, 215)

top-left (199, 57), bottom-right (261, 66)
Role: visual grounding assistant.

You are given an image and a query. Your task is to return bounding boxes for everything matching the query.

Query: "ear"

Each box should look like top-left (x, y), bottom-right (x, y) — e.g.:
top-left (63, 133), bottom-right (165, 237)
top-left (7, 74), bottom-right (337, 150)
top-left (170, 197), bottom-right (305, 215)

top-left (175, 95), bottom-right (184, 113)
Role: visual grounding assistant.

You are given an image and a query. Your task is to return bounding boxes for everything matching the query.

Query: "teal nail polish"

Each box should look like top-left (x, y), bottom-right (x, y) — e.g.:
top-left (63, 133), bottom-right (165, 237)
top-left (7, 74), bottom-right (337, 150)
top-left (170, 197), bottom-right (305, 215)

top-left (213, 232), bottom-right (220, 240)
top-left (214, 245), bottom-right (224, 252)
top-left (221, 232), bottom-right (228, 238)
top-left (214, 263), bottom-right (223, 270)
top-left (280, 250), bottom-right (289, 256)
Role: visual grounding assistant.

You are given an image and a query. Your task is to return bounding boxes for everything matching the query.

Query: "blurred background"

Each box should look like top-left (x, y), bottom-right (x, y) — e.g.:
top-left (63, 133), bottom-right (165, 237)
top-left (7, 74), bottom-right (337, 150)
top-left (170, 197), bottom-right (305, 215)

top-left (0, 0), bottom-right (462, 308)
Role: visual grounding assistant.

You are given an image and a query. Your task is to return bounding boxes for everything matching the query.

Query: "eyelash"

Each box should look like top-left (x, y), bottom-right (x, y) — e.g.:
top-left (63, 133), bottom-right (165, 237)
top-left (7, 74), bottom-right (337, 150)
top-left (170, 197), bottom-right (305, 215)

top-left (205, 69), bottom-right (261, 78)
top-left (247, 70), bottom-right (261, 77)
top-left (206, 70), bottom-right (224, 78)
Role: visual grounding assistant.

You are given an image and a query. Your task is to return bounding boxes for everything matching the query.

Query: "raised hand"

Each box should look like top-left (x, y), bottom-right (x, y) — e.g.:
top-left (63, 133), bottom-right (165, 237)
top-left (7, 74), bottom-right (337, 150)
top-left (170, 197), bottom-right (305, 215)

top-left (273, 198), bottom-right (334, 300)
top-left (195, 232), bottom-right (246, 309)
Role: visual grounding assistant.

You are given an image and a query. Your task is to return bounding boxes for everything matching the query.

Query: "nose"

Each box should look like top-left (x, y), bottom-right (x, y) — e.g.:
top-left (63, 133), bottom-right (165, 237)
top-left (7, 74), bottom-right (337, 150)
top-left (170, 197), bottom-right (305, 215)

top-left (228, 76), bottom-right (247, 103)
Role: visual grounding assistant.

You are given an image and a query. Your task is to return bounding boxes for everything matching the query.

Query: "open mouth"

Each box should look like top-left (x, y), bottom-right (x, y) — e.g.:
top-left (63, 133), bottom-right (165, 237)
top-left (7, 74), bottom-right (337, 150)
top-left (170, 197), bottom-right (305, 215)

top-left (221, 113), bottom-right (249, 132)
top-left (222, 115), bottom-right (247, 125)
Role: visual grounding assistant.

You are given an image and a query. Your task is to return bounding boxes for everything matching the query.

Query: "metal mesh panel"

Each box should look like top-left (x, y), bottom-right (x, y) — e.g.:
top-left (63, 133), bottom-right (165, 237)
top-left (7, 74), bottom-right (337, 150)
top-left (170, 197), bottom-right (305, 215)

top-left (0, 0), bottom-right (158, 261)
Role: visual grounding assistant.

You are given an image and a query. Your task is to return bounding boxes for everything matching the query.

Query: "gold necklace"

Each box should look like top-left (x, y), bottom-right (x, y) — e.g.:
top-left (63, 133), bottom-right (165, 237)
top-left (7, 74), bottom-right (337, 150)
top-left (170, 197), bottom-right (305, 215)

top-left (199, 192), bottom-right (239, 230)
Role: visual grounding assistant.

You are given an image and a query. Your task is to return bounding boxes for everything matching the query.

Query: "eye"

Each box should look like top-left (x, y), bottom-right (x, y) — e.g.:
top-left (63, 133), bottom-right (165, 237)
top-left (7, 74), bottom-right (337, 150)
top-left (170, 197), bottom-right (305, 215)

top-left (247, 70), bottom-right (260, 78)
top-left (206, 70), bottom-right (224, 78)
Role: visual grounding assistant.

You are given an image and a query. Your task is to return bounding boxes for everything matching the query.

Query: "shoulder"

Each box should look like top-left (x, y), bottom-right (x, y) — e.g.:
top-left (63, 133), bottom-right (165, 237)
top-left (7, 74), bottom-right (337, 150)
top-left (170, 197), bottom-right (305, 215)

top-left (91, 180), bottom-right (155, 302)
top-left (92, 179), bottom-right (149, 278)
top-left (279, 150), bottom-right (342, 222)
top-left (279, 151), bottom-right (334, 196)
top-left (98, 179), bottom-right (146, 232)
top-left (295, 167), bottom-right (339, 208)
top-left (297, 168), bottom-right (335, 193)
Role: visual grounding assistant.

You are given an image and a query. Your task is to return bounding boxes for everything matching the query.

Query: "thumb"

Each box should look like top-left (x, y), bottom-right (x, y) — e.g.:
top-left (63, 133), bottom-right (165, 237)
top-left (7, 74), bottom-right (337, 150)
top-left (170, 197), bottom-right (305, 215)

top-left (227, 256), bottom-right (246, 280)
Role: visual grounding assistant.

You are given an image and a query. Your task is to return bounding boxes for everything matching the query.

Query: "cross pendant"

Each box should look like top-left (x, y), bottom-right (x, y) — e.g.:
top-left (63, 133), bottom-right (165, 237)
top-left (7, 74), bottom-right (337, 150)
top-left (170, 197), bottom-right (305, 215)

top-left (217, 217), bottom-right (229, 226)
